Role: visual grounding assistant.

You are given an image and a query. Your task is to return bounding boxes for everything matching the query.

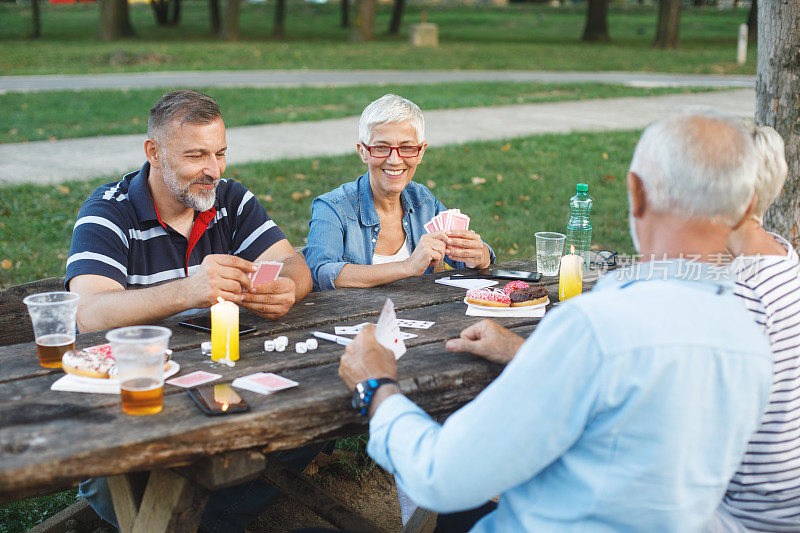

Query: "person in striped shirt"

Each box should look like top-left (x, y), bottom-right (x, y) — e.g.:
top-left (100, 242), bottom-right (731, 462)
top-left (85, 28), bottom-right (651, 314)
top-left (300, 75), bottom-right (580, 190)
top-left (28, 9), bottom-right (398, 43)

top-left (712, 125), bottom-right (800, 531)
top-left (66, 90), bottom-right (312, 332)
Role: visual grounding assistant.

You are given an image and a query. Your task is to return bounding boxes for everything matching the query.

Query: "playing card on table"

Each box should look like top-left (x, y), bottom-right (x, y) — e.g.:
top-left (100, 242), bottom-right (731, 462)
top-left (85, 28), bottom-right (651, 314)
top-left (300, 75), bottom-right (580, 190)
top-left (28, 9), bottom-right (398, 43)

top-left (232, 372), bottom-right (298, 395)
top-left (250, 261), bottom-right (283, 287)
top-left (335, 323), bottom-right (373, 335)
top-left (400, 331), bottom-right (418, 340)
top-left (166, 371), bottom-right (222, 388)
top-left (396, 319), bottom-right (435, 329)
top-left (375, 298), bottom-right (406, 359)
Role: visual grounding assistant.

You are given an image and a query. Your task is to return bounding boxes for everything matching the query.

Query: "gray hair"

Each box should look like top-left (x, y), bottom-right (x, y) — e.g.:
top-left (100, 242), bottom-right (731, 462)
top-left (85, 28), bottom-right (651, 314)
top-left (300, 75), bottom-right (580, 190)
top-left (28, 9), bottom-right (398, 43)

top-left (628, 108), bottom-right (758, 225)
top-left (749, 125), bottom-right (788, 222)
top-left (358, 94), bottom-right (425, 145)
top-left (147, 90), bottom-right (222, 143)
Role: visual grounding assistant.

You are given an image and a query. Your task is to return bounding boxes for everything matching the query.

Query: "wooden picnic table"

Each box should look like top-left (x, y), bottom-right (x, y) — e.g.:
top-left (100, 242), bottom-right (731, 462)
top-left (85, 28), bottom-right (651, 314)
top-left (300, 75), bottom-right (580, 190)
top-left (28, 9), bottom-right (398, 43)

top-left (0, 259), bottom-right (606, 532)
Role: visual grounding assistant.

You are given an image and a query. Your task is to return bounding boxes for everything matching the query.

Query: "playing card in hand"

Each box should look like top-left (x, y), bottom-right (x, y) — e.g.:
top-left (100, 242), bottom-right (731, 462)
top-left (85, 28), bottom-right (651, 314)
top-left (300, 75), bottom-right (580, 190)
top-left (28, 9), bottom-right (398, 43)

top-left (375, 298), bottom-right (406, 359)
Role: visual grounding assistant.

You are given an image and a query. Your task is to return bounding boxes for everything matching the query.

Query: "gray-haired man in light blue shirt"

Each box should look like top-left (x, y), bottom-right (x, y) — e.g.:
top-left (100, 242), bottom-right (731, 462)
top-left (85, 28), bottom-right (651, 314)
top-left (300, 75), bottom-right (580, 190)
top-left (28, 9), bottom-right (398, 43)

top-left (338, 109), bottom-right (774, 532)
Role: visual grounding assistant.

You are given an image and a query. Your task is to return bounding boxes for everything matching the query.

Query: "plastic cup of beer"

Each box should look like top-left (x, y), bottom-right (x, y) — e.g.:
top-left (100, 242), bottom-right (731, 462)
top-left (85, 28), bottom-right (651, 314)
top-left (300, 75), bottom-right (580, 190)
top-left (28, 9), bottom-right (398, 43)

top-left (535, 232), bottom-right (566, 276)
top-left (106, 326), bottom-right (172, 416)
top-left (23, 291), bottom-right (80, 368)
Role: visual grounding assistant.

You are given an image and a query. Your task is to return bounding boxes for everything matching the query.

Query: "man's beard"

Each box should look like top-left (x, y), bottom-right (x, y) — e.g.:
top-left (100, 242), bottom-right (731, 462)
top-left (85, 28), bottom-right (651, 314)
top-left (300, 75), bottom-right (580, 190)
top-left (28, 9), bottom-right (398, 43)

top-left (162, 159), bottom-right (218, 212)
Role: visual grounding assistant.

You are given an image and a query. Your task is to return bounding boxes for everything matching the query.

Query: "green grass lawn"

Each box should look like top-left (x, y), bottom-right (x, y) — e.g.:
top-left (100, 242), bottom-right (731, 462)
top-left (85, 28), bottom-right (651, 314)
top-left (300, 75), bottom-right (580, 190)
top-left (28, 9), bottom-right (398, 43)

top-left (1, 81), bottom-right (711, 143)
top-left (0, 128), bottom-right (636, 287)
top-left (0, 2), bottom-right (756, 75)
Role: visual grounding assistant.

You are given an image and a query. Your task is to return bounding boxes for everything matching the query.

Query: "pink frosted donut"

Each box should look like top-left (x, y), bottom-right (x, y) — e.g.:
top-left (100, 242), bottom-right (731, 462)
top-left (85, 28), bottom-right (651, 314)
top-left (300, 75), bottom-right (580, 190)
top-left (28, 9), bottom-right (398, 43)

top-left (502, 281), bottom-right (530, 295)
top-left (466, 288), bottom-right (511, 307)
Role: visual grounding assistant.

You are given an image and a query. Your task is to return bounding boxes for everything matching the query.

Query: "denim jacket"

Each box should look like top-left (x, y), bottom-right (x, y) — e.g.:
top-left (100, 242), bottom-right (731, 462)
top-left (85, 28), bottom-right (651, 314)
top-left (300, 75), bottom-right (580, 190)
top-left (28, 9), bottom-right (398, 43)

top-left (302, 173), bottom-right (495, 291)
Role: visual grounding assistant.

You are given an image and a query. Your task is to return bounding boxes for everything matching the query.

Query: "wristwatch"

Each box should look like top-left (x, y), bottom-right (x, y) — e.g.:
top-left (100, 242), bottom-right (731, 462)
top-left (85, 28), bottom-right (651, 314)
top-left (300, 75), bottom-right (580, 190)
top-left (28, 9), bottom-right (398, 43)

top-left (351, 378), bottom-right (397, 416)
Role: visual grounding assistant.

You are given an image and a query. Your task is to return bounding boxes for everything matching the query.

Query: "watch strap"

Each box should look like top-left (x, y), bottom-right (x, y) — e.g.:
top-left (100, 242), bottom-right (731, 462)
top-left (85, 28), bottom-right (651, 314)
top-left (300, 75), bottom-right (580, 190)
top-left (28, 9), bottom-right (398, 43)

top-left (355, 377), bottom-right (397, 416)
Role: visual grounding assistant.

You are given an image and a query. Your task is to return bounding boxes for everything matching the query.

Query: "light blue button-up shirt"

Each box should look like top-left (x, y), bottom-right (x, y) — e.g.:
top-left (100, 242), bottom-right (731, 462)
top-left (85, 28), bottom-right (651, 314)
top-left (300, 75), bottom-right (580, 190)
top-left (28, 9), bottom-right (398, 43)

top-left (368, 260), bottom-right (773, 532)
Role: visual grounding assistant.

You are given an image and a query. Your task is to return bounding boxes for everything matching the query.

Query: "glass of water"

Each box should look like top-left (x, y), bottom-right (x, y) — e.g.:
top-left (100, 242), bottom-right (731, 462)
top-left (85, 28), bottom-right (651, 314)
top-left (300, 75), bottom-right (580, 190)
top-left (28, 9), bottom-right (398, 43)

top-left (535, 232), bottom-right (566, 276)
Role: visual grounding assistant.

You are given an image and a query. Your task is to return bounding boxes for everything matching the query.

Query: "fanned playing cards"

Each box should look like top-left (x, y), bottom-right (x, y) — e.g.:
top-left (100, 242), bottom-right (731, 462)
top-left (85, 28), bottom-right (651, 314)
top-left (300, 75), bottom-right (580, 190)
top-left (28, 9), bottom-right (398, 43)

top-left (375, 298), bottom-right (406, 359)
top-left (424, 209), bottom-right (470, 233)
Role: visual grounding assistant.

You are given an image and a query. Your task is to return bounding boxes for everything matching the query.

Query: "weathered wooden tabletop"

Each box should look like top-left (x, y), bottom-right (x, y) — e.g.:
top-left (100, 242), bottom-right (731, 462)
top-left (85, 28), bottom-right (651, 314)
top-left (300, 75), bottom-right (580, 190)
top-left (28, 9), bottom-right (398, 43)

top-left (0, 259), bottom-right (606, 504)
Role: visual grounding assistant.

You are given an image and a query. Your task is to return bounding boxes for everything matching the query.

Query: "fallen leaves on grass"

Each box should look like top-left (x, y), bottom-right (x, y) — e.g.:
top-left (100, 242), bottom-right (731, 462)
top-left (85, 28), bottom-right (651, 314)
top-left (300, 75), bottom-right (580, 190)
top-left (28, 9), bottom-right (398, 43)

top-left (471, 177), bottom-right (486, 185)
top-left (603, 174), bottom-right (617, 182)
top-left (258, 194), bottom-right (273, 203)
top-left (426, 180), bottom-right (436, 189)
top-left (1, 260), bottom-right (12, 270)
top-left (56, 186), bottom-right (70, 194)
top-left (530, 174), bottom-right (540, 180)
top-left (501, 143), bottom-right (511, 151)
top-left (602, 152), bottom-right (609, 160)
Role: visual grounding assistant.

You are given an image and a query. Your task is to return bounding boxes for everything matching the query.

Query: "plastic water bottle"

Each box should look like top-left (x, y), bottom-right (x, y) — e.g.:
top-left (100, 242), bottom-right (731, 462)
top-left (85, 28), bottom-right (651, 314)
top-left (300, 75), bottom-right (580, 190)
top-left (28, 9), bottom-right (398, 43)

top-left (566, 183), bottom-right (593, 271)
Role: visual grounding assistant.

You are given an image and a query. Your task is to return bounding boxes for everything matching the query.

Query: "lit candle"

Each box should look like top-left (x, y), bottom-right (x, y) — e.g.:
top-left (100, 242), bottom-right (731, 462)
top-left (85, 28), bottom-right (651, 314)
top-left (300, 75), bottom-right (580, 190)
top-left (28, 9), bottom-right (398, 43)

top-left (559, 245), bottom-right (584, 301)
top-left (211, 297), bottom-right (239, 362)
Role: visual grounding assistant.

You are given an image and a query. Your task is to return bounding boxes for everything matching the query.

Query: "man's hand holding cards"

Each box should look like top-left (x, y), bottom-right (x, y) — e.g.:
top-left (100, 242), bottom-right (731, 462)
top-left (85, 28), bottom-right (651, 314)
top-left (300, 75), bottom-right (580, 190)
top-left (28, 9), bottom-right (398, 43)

top-left (240, 261), bottom-right (296, 319)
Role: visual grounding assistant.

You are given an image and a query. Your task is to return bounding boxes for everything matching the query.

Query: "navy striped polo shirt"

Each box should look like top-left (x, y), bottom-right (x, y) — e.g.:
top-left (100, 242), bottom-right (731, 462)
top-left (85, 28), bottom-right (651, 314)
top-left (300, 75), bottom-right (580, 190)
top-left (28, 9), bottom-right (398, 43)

top-left (66, 162), bottom-right (286, 289)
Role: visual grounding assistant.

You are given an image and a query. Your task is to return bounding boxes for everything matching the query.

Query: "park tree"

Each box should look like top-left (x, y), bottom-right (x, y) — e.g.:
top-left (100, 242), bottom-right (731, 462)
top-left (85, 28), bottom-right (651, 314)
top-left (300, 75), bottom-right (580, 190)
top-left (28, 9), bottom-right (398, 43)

top-left (341, 0), bottom-right (350, 28)
top-left (351, 0), bottom-right (375, 41)
top-left (210, 0), bottom-right (221, 34)
top-left (98, 0), bottom-right (135, 41)
top-left (273, 0), bottom-right (287, 37)
top-left (654, 0), bottom-right (681, 49)
top-left (388, 0), bottom-right (405, 35)
top-left (30, 0), bottom-right (41, 38)
top-left (757, 0), bottom-right (800, 250)
top-left (220, 0), bottom-right (241, 41)
top-left (151, 0), bottom-right (181, 26)
top-left (582, 0), bottom-right (609, 43)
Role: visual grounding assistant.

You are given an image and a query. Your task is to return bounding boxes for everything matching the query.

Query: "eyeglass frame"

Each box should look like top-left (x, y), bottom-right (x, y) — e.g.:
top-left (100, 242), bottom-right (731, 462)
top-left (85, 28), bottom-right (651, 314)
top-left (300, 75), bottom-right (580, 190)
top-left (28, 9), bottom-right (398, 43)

top-left (360, 144), bottom-right (424, 158)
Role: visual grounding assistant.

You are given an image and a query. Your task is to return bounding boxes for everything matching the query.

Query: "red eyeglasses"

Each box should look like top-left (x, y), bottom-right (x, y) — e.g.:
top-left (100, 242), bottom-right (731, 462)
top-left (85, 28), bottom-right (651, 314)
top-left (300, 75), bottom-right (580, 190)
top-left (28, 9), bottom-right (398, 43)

top-left (362, 145), bottom-right (423, 158)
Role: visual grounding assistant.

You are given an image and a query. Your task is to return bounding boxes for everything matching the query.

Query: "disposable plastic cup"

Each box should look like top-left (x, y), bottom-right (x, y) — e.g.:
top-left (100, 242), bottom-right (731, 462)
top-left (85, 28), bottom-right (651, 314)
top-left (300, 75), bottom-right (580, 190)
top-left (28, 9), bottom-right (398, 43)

top-left (535, 232), bottom-right (566, 276)
top-left (23, 291), bottom-right (80, 368)
top-left (107, 326), bottom-right (172, 416)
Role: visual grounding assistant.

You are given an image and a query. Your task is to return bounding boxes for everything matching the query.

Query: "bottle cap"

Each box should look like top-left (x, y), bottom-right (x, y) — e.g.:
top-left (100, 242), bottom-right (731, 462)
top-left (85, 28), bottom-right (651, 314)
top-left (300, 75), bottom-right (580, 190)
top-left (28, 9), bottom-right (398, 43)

top-left (576, 183), bottom-right (589, 193)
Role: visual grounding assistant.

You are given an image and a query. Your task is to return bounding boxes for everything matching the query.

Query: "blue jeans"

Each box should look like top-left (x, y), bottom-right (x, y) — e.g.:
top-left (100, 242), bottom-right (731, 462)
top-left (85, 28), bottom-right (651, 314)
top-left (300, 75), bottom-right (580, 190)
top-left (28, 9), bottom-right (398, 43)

top-left (80, 444), bottom-right (324, 533)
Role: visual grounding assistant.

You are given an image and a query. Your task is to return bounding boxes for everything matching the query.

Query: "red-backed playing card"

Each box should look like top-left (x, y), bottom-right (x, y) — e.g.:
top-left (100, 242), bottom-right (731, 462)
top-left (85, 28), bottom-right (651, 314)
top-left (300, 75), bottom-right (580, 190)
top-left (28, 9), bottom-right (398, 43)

top-left (166, 371), bottom-right (222, 388)
top-left (245, 373), bottom-right (298, 391)
top-left (251, 261), bottom-right (283, 287)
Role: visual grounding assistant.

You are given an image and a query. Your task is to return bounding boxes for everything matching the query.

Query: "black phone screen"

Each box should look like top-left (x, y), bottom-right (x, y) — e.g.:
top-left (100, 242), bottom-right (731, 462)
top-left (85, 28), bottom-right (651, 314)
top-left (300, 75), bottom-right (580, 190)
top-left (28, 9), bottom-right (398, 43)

top-left (486, 269), bottom-right (542, 281)
top-left (188, 384), bottom-right (250, 415)
top-left (178, 316), bottom-right (257, 335)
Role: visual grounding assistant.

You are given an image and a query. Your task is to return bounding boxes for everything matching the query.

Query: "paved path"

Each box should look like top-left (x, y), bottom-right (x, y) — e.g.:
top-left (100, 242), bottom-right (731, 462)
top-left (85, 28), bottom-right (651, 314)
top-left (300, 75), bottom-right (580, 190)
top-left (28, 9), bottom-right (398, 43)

top-left (0, 88), bottom-right (754, 185)
top-left (0, 70), bottom-right (755, 93)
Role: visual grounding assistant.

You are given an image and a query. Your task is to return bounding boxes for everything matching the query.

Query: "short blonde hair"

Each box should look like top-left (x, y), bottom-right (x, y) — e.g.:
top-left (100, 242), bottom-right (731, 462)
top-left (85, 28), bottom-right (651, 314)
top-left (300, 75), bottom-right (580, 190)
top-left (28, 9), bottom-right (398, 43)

top-left (750, 125), bottom-right (789, 222)
top-left (358, 94), bottom-right (425, 145)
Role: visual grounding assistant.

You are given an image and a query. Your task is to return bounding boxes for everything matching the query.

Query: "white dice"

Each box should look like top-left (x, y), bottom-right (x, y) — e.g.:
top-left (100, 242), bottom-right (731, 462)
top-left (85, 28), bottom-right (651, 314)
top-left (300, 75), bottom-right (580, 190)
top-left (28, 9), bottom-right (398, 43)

top-left (305, 338), bottom-right (318, 350)
top-left (295, 342), bottom-right (308, 354)
top-left (201, 341), bottom-right (212, 356)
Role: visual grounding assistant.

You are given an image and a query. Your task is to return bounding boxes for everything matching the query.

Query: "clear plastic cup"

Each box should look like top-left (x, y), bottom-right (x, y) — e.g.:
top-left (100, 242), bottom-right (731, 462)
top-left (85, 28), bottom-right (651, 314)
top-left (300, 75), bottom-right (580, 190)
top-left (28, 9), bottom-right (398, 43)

top-left (535, 232), bottom-right (566, 276)
top-left (106, 326), bottom-right (172, 416)
top-left (23, 291), bottom-right (80, 368)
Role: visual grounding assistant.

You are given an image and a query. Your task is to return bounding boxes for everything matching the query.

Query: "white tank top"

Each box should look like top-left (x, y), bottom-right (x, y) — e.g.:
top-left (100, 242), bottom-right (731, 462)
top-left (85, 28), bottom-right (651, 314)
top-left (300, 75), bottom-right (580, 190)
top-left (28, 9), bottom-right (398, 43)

top-left (372, 239), bottom-right (412, 265)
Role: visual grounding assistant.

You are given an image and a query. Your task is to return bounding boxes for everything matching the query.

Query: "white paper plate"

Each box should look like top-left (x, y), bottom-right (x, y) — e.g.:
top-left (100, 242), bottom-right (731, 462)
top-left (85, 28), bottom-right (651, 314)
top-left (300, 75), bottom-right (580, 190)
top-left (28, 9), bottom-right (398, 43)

top-left (70, 360), bottom-right (180, 385)
top-left (463, 297), bottom-right (549, 313)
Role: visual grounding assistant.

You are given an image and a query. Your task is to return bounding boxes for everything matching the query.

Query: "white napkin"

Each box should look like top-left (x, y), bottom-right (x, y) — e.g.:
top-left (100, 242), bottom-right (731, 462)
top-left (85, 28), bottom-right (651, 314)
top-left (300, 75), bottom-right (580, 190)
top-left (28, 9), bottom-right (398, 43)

top-left (465, 305), bottom-right (546, 318)
top-left (50, 361), bottom-right (180, 395)
top-left (435, 277), bottom-right (498, 290)
top-left (51, 374), bottom-right (120, 394)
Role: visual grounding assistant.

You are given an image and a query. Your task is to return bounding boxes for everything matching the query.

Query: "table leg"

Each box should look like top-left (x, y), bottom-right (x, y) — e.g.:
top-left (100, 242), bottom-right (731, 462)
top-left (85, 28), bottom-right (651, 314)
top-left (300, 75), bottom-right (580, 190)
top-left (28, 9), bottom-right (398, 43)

top-left (108, 469), bottom-right (209, 533)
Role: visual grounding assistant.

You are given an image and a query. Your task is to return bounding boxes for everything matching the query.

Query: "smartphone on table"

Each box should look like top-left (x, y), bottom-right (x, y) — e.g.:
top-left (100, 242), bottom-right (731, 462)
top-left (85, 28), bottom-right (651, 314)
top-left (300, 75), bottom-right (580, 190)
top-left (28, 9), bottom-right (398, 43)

top-left (188, 384), bottom-right (250, 416)
top-left (453, 269), bottom-right (543, 282)
top-left (178, 316), bottom-right (257, 335)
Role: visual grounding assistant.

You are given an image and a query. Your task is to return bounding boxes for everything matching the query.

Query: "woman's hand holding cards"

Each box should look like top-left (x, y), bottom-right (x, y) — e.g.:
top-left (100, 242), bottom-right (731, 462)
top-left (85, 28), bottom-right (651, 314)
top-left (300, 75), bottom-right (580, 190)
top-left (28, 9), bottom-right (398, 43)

top-left (445, 230), bottom-right (491, 269)
top-left (405, 233), bottom-right (446, 276)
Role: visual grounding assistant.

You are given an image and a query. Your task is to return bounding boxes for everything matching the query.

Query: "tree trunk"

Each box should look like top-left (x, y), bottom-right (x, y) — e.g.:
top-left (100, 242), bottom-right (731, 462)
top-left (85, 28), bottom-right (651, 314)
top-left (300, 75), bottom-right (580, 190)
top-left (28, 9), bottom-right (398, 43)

top-left (748, 0), bottom-right (757, 43)
top-left (169, 0), bottom-right (181, 26)
top-left (388, 0), bottom-right (405, 35)
top-left (341, 0), bottom-right (349, 28)
top-left (220, 0), bottom-right (241, 41)
top-left (210, 0), bottom-right (221, 34)
top-left (151, 0), bottom-right (169, 25)
top-left (351, 0), bottom-right (375, 41)
top-left (30, 0), bottom-right (41, 39)
top-left (757, 0), bottom-right (800, 251)
top-left (273, 0), bottom-right (286, 37)
top-left (582, 0), bottom-right (609, 43)
top-left (98, 0), bottom-right (135, 41)
top-left (654, 0), bottom-right (681, 49)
